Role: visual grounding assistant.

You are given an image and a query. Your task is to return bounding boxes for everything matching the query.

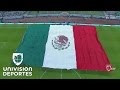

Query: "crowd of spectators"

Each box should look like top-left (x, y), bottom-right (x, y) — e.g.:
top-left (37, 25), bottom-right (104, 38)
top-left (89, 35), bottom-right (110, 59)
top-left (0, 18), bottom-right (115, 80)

top-left (0, 11), bottom-right (28, 22)
top-left (0, 11), bottom-right (26, 16)
top-left (0, 11), bottom-right (120, 24)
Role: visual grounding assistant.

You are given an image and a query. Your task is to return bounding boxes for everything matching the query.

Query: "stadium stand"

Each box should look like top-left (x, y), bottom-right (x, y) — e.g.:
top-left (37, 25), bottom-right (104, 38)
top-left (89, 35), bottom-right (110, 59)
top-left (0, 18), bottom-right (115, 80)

top-left (0, 11), bottom-right (120, 24)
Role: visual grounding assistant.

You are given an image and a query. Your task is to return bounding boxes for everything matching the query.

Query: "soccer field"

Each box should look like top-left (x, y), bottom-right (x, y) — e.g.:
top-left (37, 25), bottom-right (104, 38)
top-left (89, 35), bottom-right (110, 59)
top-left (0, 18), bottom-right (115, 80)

top-left (0, 24), bottom-right (120, 79)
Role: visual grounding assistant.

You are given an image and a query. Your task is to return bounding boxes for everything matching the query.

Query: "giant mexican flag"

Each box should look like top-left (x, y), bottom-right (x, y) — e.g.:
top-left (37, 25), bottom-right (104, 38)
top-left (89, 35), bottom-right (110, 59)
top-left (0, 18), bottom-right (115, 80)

top-left (16, 24), bottom-right (112, 71)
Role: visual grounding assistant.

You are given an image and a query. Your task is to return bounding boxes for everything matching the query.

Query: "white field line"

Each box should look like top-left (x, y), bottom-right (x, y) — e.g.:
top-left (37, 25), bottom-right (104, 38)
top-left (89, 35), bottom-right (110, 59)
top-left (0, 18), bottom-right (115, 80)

top-left (40, 69), bottom-right (48, 79)
top-left (0, 27), bottom-right (26, 28)
top-left (61, 69), bottom-right (62, 79)
top-left (73, 70), bottom-right (82, 79)
top-left (0, 23), bottom-right (120, 27)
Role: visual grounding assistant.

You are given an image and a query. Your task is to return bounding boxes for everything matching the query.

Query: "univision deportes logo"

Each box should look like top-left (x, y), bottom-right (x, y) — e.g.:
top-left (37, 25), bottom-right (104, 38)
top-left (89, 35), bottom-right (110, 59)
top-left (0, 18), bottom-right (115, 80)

top-left (3, 53), bottom-right (32, 77)
top-left (13, 53), bottom-right (23, 66)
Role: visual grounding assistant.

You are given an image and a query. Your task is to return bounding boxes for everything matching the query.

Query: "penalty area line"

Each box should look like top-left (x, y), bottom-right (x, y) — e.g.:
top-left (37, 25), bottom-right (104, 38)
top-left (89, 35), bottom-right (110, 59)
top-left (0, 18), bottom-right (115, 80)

top-left (40, 69), bottom-right (48, 79)
top-left (61, 69), bottom-right (62, 79)
top-left (73, 70), bottom-right (82, 79)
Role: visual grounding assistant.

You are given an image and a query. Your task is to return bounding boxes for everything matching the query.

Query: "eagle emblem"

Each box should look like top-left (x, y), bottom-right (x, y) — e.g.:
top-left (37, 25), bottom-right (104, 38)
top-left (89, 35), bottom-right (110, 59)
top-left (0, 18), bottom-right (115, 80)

top-left (52, 35), bottom-right (70, 50)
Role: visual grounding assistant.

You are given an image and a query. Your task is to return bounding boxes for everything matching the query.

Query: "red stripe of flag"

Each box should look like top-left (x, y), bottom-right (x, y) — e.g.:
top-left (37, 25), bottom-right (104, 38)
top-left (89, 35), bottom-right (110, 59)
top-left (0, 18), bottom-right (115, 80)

top-left (73, 25), bottom-right (112, 71)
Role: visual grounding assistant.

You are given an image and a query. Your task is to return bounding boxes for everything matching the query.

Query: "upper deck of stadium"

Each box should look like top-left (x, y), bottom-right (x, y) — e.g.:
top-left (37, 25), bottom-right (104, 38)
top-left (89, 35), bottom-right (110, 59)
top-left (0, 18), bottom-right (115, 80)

top-left (0, 11), bottom-right (120, 24)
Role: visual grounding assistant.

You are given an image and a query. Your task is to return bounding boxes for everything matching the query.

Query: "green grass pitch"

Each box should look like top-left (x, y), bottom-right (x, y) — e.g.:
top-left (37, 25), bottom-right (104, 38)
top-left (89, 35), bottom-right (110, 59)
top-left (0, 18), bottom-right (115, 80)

top-left (0, 24), bottom-right (120, 79)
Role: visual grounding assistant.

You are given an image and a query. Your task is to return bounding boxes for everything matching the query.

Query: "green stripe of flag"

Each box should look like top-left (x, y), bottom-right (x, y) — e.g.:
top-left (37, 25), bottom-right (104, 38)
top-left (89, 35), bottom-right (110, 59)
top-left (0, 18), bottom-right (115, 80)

top-left (16, 24), bottom-right (50, 67)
